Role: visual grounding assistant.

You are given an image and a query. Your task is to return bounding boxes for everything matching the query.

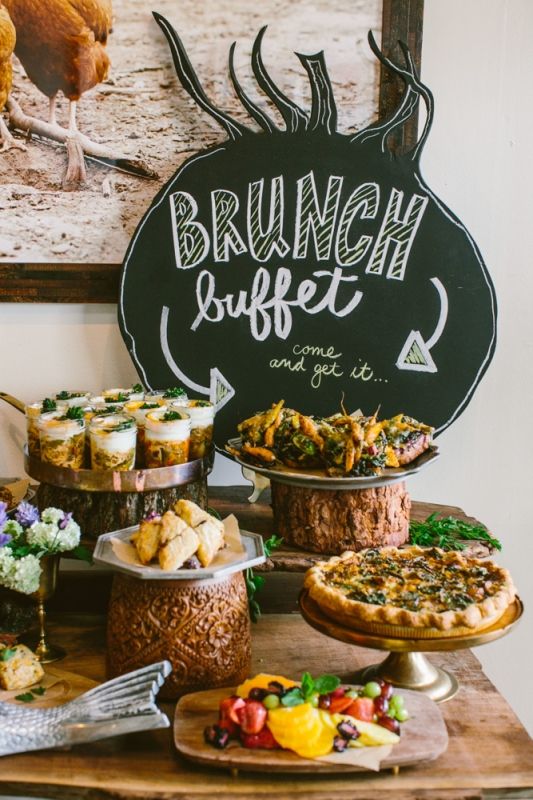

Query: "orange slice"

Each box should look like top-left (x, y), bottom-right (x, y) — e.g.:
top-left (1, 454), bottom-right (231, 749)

top-left (236, 673), bottom-right (298, 698)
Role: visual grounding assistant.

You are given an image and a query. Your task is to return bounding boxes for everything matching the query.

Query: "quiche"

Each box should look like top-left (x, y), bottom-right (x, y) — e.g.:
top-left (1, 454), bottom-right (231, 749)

top-left (304, 546), bottom-right (516, 634)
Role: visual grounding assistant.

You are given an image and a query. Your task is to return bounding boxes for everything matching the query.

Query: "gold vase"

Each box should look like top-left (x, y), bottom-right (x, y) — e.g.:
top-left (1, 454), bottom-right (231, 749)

top-left (30, 554), bottom-right (65, 663)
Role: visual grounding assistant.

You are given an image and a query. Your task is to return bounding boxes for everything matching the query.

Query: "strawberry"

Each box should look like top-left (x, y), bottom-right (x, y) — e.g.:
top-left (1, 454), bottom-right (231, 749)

top-left (329, 695), bottom-right (355, 714)
top-left (344, 697), bottom-right (375, 722)
top-left (218, 715), bottom-right (239, 737)
top-left (219, 695), bottom-right (246, 724)
top-left (236, 699), bottom-right (268, 734)
top-left (240, 727), bottom-right (280, 749)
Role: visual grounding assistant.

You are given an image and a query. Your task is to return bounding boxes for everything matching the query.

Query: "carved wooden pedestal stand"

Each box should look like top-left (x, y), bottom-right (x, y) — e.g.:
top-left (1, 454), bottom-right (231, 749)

top-left (106, 571), bottom-right (252, 700)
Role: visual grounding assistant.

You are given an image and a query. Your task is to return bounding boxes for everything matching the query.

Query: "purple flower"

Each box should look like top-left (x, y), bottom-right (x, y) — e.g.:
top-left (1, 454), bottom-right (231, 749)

top-left (15, 502), bottom-right (40, 528)
top-left (0, 501), bottom-right (7, 532)
top-left (0, 532), bottom-right (11, 547)
top-left (59, 512), bottom-right (73, 530)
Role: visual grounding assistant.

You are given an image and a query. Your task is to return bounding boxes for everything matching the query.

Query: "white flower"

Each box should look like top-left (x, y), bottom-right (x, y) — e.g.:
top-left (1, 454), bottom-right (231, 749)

top-left (3, 520), bottom-right (23, 539)
top-left (0, 547), bottom-right (14, 579)
top-left (26, 521), bottom-right (61, 550)
top-left (41, 507), bottom-right (64, 525)
top-left (54, 519), bottom-right (81, 552)
top-left (26, 518), bottom-right (80, 554)
top-left (6, 553), bottom-right (42, 594)
top-left (0, 551), bottom-right (41, 595)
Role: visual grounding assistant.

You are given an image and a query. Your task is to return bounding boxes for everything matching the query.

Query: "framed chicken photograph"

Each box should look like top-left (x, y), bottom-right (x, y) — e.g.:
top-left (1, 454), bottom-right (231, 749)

top-left (0, 0), bottom-right (422, 302)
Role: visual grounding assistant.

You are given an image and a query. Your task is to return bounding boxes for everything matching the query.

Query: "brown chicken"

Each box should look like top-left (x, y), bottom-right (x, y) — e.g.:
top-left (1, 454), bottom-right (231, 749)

top-left (3, 0), bottom-right (112, 133)
top-left (0, 1), bottom-right (22, 150)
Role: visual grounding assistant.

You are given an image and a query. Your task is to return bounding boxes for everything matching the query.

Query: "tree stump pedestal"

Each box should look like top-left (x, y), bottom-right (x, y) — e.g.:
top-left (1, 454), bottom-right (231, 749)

top-left (24, 447), bottom-right (213, 540)
top-left (271, 480), bottom-right (411, 554)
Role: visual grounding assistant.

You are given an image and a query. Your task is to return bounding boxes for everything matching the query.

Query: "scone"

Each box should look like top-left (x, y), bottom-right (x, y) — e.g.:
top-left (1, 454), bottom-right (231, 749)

top-left (158, 514), bottom-right (200, 570)
top-left (173, 499), bottom-right (210, 528)
top-left (0, 644), bottom-right (44, 691)
top-left (195, 517), bottom-right (225, 567)
top-left (131, 517), bottom-right (162, 564)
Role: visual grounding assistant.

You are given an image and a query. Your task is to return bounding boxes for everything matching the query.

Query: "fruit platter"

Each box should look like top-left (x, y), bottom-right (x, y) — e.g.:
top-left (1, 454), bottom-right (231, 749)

top-left (174, 671), bottom-right (448, 773)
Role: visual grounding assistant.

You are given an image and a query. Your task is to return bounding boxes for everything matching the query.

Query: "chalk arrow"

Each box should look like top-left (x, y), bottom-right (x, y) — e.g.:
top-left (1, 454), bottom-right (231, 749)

top-left (396, 277), bottom-right (448, 373)
top-left (160, 306), bottom-right (235, 412)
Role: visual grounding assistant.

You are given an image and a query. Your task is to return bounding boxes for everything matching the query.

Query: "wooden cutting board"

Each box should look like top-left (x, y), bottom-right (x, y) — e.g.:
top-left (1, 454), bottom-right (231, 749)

top-left (0, 664), bottom-right (97, 708)
top-left (174, 685), bottom-right (448, 774)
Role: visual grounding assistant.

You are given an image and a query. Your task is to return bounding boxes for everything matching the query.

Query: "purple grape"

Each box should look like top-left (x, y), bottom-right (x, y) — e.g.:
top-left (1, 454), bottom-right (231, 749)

top-left (380, 682), bottom-right (394, 700)
top-left (204, 724), bottom-right (230, 748)
top-left (318, 694), bottom-right (331, 710)
top-left (333, 736), bottom-right (348, 752)
top-left (373, 696), bottom-right (389, 717)
top-left (248, 687), bottom-right (268, 701)
top-left (337, 720), bottom-right (360, 740)
top-left (378, 715), bottom-right (401, 735)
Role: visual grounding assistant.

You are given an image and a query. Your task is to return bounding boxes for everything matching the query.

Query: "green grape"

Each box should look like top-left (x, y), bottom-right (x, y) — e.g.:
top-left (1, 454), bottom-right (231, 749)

top-left (395, 707), bottom-right (409, 722)
top-left (345, 689), bottom-right (359, 699)
top-left (309, 692), bottom-right (320, 708)
top-left (362, 681), bottom-right (382, 699)
top-left (263, 693), bottom-right (280, 709)
top-left (389, 694), bottom-right (405, 711)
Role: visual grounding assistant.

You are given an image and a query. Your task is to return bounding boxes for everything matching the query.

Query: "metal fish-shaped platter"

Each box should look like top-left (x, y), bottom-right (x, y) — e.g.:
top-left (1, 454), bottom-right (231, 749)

top-left (0, 661), bottom-right (171, 757)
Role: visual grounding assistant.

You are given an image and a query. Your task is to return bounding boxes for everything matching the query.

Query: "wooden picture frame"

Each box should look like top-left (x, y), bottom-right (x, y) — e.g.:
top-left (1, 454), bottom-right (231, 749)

top-left (0, 0), bottom-right (424, 303)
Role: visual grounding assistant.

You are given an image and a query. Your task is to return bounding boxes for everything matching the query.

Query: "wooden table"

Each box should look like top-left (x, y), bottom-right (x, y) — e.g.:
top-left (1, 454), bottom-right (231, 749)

top-left (1, 487), bottom-right (532, 798)
top-left (1, 613), bottom-right (533, 800)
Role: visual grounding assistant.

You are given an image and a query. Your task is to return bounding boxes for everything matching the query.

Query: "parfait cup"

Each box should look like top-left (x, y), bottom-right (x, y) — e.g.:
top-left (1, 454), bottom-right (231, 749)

top-left (38, 411), bottom-right (85, 469)
top-left (89, 414), bottom-right (137, 471)
top-left (26, 400), bottom-right (67, 459)
top-left (144, 409), bottom-right (190, 467)
top-left (123, 400), bottom-right (164, 467)
top-left (171, 399), bottom-right (214, 459)
top-left (30, 554), bottom-right (65, 663)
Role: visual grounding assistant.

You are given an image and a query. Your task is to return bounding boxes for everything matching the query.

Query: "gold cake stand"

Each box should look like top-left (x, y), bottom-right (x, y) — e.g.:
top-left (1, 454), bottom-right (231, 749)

top-left (299, 590), bottom-right (523, 703)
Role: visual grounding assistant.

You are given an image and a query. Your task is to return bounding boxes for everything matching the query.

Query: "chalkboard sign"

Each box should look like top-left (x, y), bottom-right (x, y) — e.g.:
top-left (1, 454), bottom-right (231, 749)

top-left (119, 15), bottom-right (496, 448)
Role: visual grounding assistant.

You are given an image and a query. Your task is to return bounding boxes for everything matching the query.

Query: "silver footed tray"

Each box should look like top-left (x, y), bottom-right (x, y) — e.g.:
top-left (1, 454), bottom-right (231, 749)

top-left (224, 438), bottom-right (439, 491)
top-left (93, 523), bottom-right (265, 580)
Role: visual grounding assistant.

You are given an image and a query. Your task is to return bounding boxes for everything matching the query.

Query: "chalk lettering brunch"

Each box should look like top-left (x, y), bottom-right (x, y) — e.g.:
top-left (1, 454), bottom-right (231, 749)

top-left (169, 171), bottom-right (428, 342)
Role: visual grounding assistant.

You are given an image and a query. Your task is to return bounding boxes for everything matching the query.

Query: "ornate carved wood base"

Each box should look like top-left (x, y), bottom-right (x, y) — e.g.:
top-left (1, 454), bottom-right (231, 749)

top-left (271, 480), bottom-right (411, 554)
top-left (36, 479), bottom-right (208, 539)
top-left (106, 571), bottom-right (251, 700)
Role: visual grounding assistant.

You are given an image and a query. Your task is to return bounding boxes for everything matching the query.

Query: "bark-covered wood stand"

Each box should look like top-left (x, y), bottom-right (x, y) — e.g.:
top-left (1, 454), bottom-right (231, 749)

top-left (24, 447), bottom-right (214, 540)
top-left (271, 479), bottom-right (411, 554)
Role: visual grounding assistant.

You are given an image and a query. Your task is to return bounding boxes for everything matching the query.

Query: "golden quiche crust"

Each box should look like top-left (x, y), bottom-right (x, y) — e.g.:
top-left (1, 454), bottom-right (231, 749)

top-left (304, 546), bottom-right (516, 632)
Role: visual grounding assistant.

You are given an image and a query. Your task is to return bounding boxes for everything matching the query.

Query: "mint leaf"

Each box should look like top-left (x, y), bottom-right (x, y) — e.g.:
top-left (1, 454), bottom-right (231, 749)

top-left (313, 674), bottom-right (341, 695)
top-left (280, 688), bottom-right (305, 707)
top-left (32, 686), bottom-right (46, 696)
top-left (15, 692), bottom-right (35, 702)
top-left (301, 671), bottom-right (315, 699)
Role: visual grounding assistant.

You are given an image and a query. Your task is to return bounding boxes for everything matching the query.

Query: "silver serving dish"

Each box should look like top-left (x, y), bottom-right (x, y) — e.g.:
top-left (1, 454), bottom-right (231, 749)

top-left (23, 445), bottom-right (214, 492)
top-left (225, 438), bottom-right (439, 491)
top-left (93, 525), bottom-right (265, 580)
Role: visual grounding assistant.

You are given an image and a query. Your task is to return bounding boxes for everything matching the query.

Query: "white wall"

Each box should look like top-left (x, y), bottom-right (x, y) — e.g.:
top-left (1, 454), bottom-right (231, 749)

top-left (0, 0), bottom-right (531, 733)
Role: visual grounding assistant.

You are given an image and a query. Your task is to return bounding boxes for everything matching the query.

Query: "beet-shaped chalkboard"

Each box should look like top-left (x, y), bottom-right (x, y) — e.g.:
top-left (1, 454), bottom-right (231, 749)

top-left (119, 13), bottom-right (496, 448)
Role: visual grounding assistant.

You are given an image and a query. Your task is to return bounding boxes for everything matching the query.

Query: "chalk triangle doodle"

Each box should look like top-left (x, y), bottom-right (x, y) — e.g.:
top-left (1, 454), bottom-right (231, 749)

top-left (396, 331), bottom-right (438, 373)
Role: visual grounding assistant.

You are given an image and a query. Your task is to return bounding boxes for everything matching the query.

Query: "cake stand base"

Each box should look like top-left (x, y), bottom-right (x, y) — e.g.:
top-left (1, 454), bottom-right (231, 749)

top-left (352, 652), bottom-right (459, 703)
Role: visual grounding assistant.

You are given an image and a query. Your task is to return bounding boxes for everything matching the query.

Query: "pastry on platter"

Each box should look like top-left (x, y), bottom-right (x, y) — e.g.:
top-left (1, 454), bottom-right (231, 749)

top-left (304, 546), bottom-right (516, 633)
top-left (130, 500), bottom-right (225, 570)
top-left (0, 643), bottom-right (44, 691)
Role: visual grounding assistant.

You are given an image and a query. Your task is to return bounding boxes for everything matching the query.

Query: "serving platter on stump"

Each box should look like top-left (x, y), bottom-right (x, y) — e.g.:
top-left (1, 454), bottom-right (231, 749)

top-left (173, 685), bottom-right (448, 774)
top-left (226, 439), bottom-right (439, 554)
top-left (24, 445), bottom-right (214, 540)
